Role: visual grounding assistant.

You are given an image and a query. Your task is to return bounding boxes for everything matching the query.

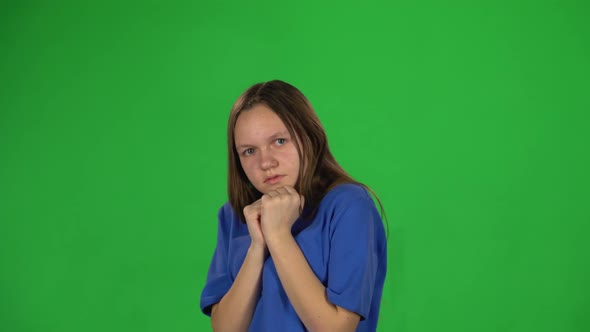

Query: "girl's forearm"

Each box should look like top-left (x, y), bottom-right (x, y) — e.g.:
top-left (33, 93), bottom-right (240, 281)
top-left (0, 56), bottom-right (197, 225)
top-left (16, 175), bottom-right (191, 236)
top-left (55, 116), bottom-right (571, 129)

top-left (211, 246), bottom-right (266, 332)
top-left (266, 232), bottom-right (359, 332)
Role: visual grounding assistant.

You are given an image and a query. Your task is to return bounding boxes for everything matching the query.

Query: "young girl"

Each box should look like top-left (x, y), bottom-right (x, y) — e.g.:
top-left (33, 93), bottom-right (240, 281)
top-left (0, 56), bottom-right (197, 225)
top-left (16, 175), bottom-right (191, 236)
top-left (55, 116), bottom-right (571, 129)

top-left (200, 80), bottom-right (387, 332)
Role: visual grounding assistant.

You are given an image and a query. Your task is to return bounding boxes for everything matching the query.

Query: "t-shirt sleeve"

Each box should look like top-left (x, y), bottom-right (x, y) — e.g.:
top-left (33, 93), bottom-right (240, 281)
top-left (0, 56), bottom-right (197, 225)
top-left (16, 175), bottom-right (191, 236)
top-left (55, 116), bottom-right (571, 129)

top-left (325, 195), bottom-right (384, 320)
top-left (200, 205), bottom-right (233, 316)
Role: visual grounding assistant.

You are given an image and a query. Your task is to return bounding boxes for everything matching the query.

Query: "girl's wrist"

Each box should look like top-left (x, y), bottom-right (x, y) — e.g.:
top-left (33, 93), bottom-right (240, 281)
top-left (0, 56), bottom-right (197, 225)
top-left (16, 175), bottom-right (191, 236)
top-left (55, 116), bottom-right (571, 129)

top-left (248, 244), bottom-right (268, 257)
top-left (264, 230), bottom-right (293, 248)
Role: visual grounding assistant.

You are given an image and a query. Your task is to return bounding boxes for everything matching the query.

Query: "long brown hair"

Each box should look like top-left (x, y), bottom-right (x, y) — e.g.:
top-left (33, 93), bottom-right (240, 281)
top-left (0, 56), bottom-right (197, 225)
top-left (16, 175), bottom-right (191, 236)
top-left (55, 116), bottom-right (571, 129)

top-left (227, 80), bottom-right (386, 231)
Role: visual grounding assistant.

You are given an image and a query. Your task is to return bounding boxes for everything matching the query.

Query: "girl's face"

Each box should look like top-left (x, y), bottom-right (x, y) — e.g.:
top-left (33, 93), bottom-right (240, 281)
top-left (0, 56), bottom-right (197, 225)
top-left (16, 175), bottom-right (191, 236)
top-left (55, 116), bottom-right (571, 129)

top-left (234, 104), bottom-right (301, 194)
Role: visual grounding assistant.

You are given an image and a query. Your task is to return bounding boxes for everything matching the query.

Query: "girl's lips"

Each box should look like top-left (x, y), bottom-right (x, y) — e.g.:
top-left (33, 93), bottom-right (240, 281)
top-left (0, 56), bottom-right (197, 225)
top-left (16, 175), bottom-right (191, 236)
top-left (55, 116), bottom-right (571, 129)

top-left (265, 175), bottom-right (284, 184)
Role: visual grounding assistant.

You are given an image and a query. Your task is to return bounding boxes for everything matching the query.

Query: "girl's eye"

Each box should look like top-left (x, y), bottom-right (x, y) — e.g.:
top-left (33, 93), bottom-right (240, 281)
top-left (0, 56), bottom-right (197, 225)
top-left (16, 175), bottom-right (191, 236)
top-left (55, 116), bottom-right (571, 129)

top-left (244, 148), bottom-right (255, 156)
top-left (276, 138), bottom-right (287, 145)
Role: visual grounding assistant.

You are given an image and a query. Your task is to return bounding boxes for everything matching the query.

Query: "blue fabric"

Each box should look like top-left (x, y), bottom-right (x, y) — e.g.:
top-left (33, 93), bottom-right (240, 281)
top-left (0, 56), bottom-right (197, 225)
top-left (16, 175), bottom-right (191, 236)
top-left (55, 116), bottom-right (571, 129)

top-left (200, 183), bottom-right (387, 332)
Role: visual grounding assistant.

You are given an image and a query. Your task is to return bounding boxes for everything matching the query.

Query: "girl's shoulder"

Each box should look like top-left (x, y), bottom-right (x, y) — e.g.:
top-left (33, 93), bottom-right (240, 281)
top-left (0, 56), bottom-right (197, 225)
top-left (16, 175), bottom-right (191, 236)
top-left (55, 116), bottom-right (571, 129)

top-left (218, 201), bottom-right (238, 221)
top-left (321, 182), bottom-right (372, 206)
top-left (315, 182), bottom-right (378, 219)
top-left (316, 182), bottom-right (386, 242)
top-left (215, 202), bottom-right (245, 233)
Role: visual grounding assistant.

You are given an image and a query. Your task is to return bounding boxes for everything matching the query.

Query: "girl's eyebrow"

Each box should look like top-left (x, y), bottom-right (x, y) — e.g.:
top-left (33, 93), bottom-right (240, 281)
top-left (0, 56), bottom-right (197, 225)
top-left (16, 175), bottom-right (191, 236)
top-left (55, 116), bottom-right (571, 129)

top-left (269, 130), bottom-right (290, 140)
top-left (236, 131), bottom-right (290, 149)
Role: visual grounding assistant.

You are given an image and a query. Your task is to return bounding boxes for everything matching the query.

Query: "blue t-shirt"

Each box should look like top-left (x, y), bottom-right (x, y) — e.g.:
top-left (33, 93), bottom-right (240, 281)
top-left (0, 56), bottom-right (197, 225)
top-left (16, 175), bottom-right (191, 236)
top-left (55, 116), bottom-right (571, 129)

top-left (200, 183), bottom-right (387, 331)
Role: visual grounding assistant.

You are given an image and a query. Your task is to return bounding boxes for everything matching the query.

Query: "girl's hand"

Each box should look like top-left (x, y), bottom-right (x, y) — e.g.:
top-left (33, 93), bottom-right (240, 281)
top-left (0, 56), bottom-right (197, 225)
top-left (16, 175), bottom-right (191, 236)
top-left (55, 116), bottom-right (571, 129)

top-left (260, 186), bottom-right (305, 239)
top-left (243, 199), bottom-right (266, 251)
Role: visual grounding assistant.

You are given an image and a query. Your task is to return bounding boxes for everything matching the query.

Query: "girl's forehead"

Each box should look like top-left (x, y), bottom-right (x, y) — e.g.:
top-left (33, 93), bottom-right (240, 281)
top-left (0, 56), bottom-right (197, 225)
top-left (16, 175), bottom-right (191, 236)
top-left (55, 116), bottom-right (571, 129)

top-left (235, 106), bottom-right (288, 132)
top-left (234, 106), bottom-right (292, 143)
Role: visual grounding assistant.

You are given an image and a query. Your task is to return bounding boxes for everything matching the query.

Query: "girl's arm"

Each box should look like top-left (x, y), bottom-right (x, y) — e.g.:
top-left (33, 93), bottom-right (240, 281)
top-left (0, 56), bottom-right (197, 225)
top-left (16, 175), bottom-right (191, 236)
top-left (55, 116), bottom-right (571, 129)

top-left (265, 233), bottom-right (360, 332)
top-left (260, 186), bottom-right (370, 331)
top-left (211, 200), bottom-right (267, 332)
top-left (210, 245), bottom-right (265, 332)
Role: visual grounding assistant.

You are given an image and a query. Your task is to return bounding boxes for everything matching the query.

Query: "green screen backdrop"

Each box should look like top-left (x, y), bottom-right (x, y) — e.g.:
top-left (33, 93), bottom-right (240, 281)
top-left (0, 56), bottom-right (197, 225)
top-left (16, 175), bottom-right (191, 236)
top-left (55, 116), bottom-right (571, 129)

top-left (1, 1), bottom-right (589, 331)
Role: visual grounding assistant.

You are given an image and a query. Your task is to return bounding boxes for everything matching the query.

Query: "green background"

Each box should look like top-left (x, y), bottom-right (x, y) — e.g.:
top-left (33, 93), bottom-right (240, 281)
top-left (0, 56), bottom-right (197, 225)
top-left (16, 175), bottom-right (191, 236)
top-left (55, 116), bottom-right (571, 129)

top-left (1, 1), bottom-right (589, 331)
